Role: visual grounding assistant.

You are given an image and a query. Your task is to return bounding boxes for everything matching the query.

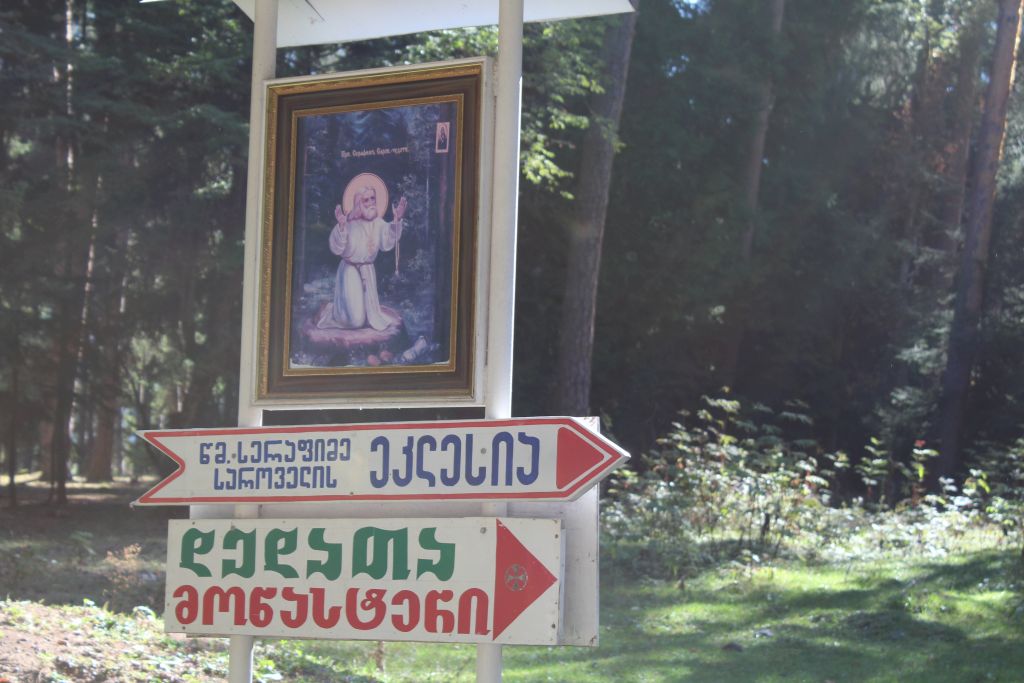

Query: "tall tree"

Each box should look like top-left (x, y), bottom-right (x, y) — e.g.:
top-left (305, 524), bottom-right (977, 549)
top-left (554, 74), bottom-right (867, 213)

top-left (936, 0), bottom-right (1023, 479)
top-left (5, 329), bottom-right (19, 506)
top-left (556, 5), bottom-right (639, 415)
top-left (47, 0), bottom-right (96, 505)
top-left (720, 0), bottom-right (785, 387)
top-left (936, 9), bottom-right (986, 260)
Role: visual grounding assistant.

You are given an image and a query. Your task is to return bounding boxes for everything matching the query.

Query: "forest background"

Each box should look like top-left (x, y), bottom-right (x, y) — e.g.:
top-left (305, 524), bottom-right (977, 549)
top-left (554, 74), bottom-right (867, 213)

top-left (3, 0), bottom-right (1024, 507)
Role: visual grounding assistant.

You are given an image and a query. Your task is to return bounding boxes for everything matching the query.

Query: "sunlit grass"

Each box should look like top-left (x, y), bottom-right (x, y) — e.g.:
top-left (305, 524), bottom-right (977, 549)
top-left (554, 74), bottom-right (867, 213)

top-left (2, 479), bottom-right (1022, 682)
top-left (264, 546), bottom-right (1024, 682)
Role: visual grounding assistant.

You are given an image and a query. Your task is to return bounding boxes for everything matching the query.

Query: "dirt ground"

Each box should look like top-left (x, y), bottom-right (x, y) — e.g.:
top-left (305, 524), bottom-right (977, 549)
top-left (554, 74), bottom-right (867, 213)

top-left (0, 478), bottom-right (216, 682)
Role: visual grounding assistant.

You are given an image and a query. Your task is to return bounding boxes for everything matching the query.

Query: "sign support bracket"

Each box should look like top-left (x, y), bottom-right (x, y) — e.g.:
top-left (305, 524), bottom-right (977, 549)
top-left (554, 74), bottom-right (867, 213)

top-left (224, 1), bottom-right (277, 682)
top-left (478, 0), bottom-right (524, 680)
top-left (211, 0), bottom-right (534, 679)
top-left (223, 0), bottom-right (527, 679)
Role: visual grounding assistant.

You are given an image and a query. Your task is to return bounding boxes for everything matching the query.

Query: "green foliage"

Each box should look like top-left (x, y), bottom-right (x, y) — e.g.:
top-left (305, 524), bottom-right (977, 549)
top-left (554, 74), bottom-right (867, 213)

top-left (0, 0), bottom-right (253, 480)
top-left (404, 21), bottom-right (605, 191)
top-left (851, 437), bottom-right (936, 506)
top-left (4, 482), bottom-right (1024, 682)
top-left (961, 439), bottom-right (1024, 548)
top-left (604, 396), bottom-right (1024, 580)
top-left (67, 530), bottom-right (97, 565)
top-left (604, 396), bottom-right (835, 577)
top-left (4, 0), bottom-right (1024, 498)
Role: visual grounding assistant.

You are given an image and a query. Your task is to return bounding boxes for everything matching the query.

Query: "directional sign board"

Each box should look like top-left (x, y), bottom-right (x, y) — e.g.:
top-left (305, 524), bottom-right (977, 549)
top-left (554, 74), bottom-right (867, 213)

top-left (136, 418), bottom-right (627, 505)
top-left (165, 517), bottom-right (563, 644)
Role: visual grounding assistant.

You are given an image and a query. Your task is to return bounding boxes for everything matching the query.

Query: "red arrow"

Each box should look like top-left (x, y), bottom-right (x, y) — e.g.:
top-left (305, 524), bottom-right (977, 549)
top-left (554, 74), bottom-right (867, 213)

top-left (492, 519), bottom-right (558, 639)
top-left (556, 426), bottom-right (607, 489)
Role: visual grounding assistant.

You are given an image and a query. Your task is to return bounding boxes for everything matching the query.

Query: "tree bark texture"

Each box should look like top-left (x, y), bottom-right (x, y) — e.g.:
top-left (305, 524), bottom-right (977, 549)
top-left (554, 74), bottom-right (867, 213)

top-left (49, 216), bottom-right (93, 503)
top-left (720, 0), bottom-right (786, 387)
top-left (85, 263), bottom-right (124, 483)
top-left (556, 4), bottom-right (638, 416)
top-left (6, 349), bottom-right (18, 507)
top-left (738, 0), bottom-right (786, 263)
top-left (935, 14), bottom-right (985, 259)
top-left (936, 0), bottom-right (1023, 480)
top-left (49, 0), bottom-right (96, 504)
top-left (895, 17), bottom-right (939, 293)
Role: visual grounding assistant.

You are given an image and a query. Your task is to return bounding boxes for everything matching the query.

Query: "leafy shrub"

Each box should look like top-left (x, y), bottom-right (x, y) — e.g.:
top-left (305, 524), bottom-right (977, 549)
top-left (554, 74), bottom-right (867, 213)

top-left (963, 439), bottom-right (1024, 550)
top-left (603, 396), bottom-right (835, 578)
top-left (103, 544), bottom-right (162, 612)
top-left (602, 396), bottom-right (1023, 580)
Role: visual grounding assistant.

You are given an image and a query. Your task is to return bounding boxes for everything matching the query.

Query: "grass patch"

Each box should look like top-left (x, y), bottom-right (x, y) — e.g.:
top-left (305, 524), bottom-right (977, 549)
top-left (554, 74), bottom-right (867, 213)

top-left (0, 478), bottom-right (177, 611)
top-left (260, 546), bottom-right (1024, 682)
top-left (2, 479), bottom-right (1023, 682)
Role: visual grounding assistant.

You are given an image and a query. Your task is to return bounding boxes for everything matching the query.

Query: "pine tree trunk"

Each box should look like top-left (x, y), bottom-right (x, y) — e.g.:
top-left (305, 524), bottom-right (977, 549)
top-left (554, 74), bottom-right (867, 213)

top-left (38, 419), bottom-right (55, 480)
top-left (936, 0), bottom-right (1023, 480)
top-left (720, 0), bottom-right (785, 387)
top-left (935, 14), bottom-right (985, 260)
top-left (895, 19), bottom-right (937, 295)
top-left (556, 4), bottom-right (638, 416)
top-left (50, 239), bottom-right (91, 503)
top-left (738, 0), bottom-right (785, 264)
top-left (86, 269), bottom-right (123, 483)
top-left (6, 347), bottom-right (18, 507)
top-left (86, 392), bottom-right (116, 482)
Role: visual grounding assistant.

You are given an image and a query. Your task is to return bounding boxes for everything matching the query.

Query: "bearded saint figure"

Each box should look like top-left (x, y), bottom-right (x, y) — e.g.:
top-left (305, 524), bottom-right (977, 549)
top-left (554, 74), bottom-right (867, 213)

top-left (316, 182), bottom-right (407, 331)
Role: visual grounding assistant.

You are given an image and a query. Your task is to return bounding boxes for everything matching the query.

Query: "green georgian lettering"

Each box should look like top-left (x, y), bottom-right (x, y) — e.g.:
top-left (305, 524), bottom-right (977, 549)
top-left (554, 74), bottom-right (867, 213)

top-left (306, 528), bottom-right (342, 580)
top-left (352, 526), bottom-right (410, 580)
top-left (180, 527), bottom-right (214, 577)
top-left (221, 527), bottom-right (256, 578)
top-left (417, 527), bottom-right (455, 581)
top-left (264, 527), bottom-right (299, 578)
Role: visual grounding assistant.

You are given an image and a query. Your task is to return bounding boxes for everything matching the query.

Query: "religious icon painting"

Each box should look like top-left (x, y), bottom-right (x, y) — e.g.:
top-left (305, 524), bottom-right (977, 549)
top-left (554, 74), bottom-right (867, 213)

top-left (435, 121), bottom-right (451, 153)
top-left (257, 61), bottom-right (487, 404)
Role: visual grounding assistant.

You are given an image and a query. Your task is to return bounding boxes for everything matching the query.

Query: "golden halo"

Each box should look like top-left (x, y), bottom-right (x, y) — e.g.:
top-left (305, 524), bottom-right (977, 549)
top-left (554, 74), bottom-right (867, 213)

top-left (342, 173), bottom-right (389, 217)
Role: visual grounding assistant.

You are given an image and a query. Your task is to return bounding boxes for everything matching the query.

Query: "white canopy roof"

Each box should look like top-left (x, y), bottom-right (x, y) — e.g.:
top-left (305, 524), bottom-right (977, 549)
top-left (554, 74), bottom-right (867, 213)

top-left (228, 0), bottom-right (634, 48)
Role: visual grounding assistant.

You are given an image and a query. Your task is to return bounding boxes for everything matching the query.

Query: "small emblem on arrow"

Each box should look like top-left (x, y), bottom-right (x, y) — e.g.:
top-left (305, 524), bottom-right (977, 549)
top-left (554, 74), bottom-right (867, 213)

top-left (504, 564), bottom-right (529, 592)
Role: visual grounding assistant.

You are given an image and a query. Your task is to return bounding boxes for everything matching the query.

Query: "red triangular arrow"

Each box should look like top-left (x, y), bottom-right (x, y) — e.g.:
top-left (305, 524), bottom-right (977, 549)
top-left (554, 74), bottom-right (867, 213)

top-left (492, 519), bottom-right (557, 639)
top-left (556, 426), bottom-right (605, 489)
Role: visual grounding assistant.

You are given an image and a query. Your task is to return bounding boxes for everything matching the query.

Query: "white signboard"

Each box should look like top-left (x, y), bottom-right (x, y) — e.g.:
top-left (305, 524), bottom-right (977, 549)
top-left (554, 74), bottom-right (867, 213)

top-left (165, 517), bottom-right (563, 645)
top-left (226, 0), bottom-right (636, 48)
top-left (137, 417), bottom-right (627, 505)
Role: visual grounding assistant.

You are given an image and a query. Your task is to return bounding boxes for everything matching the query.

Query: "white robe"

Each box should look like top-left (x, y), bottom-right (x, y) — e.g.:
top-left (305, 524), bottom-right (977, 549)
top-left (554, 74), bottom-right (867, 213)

top-left (316, 217), bottom-right (401, 331)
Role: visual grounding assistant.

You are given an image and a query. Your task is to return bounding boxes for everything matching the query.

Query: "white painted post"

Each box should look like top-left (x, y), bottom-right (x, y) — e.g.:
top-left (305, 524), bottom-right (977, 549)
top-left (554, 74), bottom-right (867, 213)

top-left (477, 0), bottom-right (524, 680)
top-left (485, 0), bottom-right (524, 422)
top-left (226, 503), bottom-right (260, 683)
top-left (236, 1), bottom-right (277, 426)
top-left (227, 1), bottom-right (277, 682)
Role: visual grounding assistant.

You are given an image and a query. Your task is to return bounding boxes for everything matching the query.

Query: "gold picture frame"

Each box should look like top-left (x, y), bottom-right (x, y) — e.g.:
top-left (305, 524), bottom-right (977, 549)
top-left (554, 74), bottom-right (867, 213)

top-left (257, 62), bottom-right (484, 402)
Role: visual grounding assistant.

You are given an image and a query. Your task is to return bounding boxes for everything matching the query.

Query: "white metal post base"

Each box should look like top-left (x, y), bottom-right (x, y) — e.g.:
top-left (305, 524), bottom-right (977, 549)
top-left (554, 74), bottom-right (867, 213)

top-left (227, 0), bottom-right (277, 681)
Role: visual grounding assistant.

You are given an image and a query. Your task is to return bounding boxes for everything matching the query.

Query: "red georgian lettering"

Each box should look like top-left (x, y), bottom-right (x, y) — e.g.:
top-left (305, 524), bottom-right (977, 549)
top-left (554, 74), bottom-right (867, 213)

top-left (346, 588), bottom-right (387, 630)
top-left (390, 590), bottom-right (420, 632)
top-left (311, 587), bottom-right (342, 628)
top-left (202, 586), bottom-right (247, 626)
top-left (249, 587), bottom-right (277, 627)
top-left (424, 589), bottom-right (455, 634)
top-left (173, 585), bottom-right (199, 625)
top-left (281, 587), bottom-right (308, 628)
top-left (457, 588), bottom-right (490, 635)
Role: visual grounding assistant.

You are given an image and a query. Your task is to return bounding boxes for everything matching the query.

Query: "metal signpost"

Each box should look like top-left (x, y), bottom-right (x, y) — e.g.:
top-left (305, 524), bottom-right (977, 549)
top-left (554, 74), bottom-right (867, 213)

top-left (141, 0), bottom-right (634, 680)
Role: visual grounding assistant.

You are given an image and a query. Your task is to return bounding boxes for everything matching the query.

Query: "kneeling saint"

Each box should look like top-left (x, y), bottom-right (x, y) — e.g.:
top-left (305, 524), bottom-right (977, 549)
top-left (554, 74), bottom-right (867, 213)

top-left (316, 183), bottom-right (407, 331)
